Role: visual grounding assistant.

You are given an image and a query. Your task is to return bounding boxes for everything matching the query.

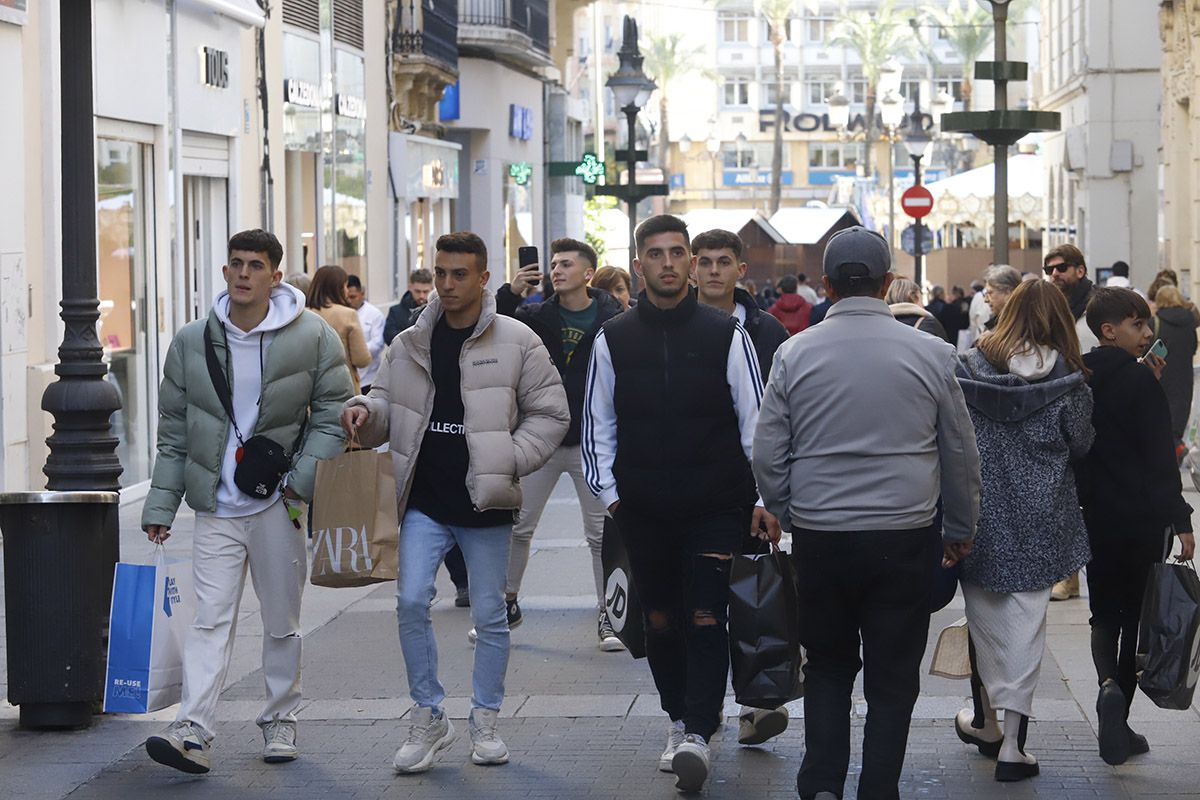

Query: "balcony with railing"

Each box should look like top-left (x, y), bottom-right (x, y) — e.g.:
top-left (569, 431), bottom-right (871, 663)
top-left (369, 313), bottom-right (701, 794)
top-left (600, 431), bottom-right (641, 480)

top-left (458, 0), bottom-right (552, 68)
top-left (394, 0), bottom-right (460, 71)
top-left (392, 0), bottom-right (460, 127)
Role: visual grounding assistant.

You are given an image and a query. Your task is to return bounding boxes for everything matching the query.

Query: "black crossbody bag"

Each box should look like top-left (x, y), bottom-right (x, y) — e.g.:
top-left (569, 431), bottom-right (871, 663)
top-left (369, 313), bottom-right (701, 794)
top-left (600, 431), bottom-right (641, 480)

top-left (204, 325), bottom-right (296, 500)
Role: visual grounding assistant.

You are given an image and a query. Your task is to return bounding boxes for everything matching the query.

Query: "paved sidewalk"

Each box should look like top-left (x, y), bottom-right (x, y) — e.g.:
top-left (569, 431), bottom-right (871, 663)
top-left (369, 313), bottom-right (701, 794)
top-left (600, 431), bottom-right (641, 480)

top-left (2, 481), bottom-right (1200, 799)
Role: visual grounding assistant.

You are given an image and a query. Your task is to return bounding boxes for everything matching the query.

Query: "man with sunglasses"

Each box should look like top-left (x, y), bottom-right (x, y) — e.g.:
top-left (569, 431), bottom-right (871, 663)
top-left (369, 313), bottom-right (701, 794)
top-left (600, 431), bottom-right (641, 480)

top-left (1044, 244), bottom-right (1099, 355)
top-left (1042, 244), bottom-right (1097, 602)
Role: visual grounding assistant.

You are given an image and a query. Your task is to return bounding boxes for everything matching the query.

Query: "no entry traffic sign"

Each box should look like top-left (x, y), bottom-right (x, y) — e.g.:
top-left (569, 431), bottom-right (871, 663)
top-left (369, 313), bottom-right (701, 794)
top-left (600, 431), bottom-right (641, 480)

top-left (900, 185), bottom-right (934, 219)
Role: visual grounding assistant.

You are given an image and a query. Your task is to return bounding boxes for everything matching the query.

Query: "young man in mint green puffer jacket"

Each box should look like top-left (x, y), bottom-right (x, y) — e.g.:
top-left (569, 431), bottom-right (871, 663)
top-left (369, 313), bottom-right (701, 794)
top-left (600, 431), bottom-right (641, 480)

top-left (141, 229), bottom-right (353, 775)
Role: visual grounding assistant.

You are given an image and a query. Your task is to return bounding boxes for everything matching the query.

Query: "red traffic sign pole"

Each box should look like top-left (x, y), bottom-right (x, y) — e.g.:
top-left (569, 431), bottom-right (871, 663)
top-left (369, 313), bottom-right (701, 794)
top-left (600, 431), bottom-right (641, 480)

top-left (900, 185), bottom-right (934, 219)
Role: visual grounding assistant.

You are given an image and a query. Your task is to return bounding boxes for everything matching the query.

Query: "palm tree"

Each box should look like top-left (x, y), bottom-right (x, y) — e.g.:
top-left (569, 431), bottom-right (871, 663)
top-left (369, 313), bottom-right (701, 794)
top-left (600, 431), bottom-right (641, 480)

top-left (758, 0), bottom-right (797, 215)
top-left (830, 0), bottom-right (913, 180)
top-left (926, 0), bottom-right (1036, 112)
top-left (925, 0), bottom-right (991, 111)
top-left (643, 33), bottom-right (711, 177)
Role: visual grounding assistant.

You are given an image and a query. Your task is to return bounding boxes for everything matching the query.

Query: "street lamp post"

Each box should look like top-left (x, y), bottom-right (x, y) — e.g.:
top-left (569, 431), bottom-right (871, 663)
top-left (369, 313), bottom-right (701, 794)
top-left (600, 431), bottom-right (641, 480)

top-left (904, 83), bottom-right (934, 286)
top-left (595, 16), bottom-right (667, 286)
top-left (941, 0), bottom-right (1059, 266)
top-left (43, 0), bottom-right (123, 491)
top-left (880, 90), bottom-right (904, 252)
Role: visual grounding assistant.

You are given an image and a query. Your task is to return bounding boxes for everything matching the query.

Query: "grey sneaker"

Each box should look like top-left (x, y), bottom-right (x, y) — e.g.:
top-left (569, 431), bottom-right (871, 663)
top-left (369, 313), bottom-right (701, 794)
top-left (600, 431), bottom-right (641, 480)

top-left (598, 609), bottom-right (626, 652)
top-left (393, 707), bottom-right (456, 774)
top-left (468, 707), bottom-right (509, 765)
top-left (145, 721), bottom-right (211, 774)
top-left (262, 720), bottom-right (298, 763)
top-left (659, 719), bottom-right (686, 772)
top-left (671, 733), bottom-right (711, 792)
top-left (737, 705), bottom-right (789, 745)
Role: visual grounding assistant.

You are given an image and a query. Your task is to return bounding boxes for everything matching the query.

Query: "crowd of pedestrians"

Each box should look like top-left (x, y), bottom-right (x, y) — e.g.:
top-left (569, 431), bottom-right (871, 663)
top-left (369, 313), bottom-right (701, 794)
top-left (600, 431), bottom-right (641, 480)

top-left (136, 220), bottom-right (1197, 799)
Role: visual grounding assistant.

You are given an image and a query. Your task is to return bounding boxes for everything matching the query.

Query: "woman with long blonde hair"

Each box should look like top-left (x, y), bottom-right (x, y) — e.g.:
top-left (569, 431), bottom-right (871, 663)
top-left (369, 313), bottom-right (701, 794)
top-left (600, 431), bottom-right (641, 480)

top-left (1152, 284), bottom-right (1198, 450)
top-left (951, 279), bottom-right (1094, 782)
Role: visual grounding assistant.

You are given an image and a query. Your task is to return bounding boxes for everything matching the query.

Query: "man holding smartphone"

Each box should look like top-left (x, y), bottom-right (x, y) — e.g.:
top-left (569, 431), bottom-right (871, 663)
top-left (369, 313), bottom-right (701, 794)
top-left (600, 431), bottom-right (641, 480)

top-left (490, 239), bottom-right (627, 649)
top-left (1043, 244), bottom-right (1097, 601)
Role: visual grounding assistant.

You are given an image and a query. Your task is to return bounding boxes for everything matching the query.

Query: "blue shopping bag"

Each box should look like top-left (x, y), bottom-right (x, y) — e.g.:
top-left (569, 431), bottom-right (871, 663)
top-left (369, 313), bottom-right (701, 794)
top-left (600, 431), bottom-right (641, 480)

top-left (103, 548), bottom-right (191, 713)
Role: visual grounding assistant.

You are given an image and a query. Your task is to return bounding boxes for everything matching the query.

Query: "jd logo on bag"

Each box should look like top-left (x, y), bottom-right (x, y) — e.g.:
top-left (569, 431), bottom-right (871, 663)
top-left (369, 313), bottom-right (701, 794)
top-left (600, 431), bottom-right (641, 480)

top-left (600, 516), bottom-right (645, 658)
top-left (104, 548), bottom-right (192, 714)
top-left (310, 448), bottom-right (400, 587)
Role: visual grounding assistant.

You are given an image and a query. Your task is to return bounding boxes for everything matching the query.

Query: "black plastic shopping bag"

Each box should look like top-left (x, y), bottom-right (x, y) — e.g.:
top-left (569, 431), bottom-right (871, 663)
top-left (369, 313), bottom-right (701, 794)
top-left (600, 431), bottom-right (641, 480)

top-left (601, 516), bottom-right (646, 659)
top-left (729, 542), bottom-right (804, 709)
top-left (1137, 561), bottom-right (1200, 710)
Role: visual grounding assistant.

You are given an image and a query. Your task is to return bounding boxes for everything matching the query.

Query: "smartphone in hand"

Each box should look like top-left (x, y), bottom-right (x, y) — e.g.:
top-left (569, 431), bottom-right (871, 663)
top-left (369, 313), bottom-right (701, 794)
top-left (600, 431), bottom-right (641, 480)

top-left (517, 246), bottom-right (540, 287)
top-left (1144, 338), bottom-right (1169, 361)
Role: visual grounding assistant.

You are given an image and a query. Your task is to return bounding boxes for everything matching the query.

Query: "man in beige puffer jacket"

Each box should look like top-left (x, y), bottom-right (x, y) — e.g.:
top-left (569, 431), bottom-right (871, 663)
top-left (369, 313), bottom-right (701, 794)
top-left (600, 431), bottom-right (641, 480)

top-left (342, 232), bottom-right (568, 775)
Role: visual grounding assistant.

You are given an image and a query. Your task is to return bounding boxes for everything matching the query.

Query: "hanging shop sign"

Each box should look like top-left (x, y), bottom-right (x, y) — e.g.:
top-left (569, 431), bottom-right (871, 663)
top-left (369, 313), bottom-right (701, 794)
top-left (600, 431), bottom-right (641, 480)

top-left (200, 46), bottom-right (229, 89)
top-left (509, 162), bottom-right (533, 186)
top-left (547, 152), bottom-right (605, 185)
top-left (284, 78), bottom-right (320, 109)
top-left (336, 93), bottom-right (366, 120)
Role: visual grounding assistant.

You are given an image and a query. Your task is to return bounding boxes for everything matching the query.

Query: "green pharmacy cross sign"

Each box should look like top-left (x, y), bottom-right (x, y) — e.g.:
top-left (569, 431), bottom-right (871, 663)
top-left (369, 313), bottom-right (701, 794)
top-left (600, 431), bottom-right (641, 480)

top-left (548, 152), bottom-right (605, 185)
top-left (509, 162), bottom-right (533, 186)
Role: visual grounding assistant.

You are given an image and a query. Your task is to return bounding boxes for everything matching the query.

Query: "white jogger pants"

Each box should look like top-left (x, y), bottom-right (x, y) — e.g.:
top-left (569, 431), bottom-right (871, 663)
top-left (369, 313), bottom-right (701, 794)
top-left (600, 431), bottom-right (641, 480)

top-left (176, 498), bottom-right (307, 740)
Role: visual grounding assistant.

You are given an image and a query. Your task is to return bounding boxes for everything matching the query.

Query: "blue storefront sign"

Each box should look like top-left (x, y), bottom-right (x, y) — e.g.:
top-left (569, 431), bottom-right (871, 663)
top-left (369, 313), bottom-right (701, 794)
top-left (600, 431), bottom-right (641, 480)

top-left (723, 170), bottom-right (793, 187)
top-left (438, 82), bottom-right (460, 122)
top-left (807, 169), bottom-right (856, 186)
top-left (509, 104), bottom-right (534, 140)
top-left (669, 173), bottom-right (686, 189)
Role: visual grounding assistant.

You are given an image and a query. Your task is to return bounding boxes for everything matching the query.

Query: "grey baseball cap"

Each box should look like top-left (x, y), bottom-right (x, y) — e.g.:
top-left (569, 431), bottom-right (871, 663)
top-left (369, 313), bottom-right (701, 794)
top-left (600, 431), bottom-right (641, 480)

top-left (823, 226), bottom-right (891, 280)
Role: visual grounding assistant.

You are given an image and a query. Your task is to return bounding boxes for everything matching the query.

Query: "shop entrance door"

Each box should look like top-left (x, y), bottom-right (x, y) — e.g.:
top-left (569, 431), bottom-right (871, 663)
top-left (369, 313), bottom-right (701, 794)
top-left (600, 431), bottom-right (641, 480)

top-left (182, 175), bottom-right (229, 323)
top-left (96, 136), bottom-right (157, 486)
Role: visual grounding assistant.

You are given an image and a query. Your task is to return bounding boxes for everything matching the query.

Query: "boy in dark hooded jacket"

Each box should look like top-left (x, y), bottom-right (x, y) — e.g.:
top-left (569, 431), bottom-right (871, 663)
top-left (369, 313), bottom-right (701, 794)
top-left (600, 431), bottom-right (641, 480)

top-left (1080, 287), bottom-right (1196, 767)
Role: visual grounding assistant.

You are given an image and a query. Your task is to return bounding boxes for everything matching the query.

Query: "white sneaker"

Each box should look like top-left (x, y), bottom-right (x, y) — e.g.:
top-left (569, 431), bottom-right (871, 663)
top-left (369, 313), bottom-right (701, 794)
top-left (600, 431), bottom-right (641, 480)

top-left (468, 707), bottom-right (509, 765)
top-left (659, 719), bottom-right (686, 772)
top-left (262, 720), bottom-right (299, 763)
top-left (737, 705), bottom-right (789, 745)
top-left (393, 707), bottom-right (456, 774)
top-left (671, 733), bottom-right (711, 792)
top-left (145, 721), bottom-right (211, 774)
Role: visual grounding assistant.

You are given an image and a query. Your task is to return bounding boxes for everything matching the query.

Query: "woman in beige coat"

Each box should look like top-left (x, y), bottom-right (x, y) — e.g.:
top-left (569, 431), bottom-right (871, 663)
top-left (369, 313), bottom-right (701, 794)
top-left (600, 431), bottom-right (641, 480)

top-left (307, 265), bottom-right (371, 393)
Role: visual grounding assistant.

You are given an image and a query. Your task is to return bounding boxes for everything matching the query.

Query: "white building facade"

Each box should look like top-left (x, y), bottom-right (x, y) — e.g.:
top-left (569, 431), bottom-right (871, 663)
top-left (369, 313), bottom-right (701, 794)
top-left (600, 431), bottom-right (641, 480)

top-left (1039, 0), bottom-right (1161, 288)
top-left (5, 0), bottom-right (393, 495)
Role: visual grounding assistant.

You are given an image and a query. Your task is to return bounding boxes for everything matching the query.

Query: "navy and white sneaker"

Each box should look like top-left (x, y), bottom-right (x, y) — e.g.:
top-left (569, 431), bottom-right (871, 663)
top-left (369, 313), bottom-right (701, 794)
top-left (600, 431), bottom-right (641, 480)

top-left (146, 721), bottom-right (211, 774)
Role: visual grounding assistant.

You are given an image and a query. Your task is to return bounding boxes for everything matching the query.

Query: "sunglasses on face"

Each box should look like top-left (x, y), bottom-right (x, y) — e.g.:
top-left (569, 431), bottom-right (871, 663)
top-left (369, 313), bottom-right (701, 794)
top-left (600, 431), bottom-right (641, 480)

top-left (1043, 261), bottom-right (1074, 275)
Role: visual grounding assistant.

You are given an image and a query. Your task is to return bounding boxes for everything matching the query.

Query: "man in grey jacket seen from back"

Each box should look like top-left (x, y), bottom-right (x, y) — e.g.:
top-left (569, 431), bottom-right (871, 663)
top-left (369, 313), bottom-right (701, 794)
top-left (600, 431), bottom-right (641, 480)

top-left (753, 227), bottom-right (982, 800)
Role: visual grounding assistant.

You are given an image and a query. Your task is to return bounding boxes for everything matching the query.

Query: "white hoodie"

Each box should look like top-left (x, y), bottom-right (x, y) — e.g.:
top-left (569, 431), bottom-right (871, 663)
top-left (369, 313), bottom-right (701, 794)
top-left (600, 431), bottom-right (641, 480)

top-left (203, 282), bottom-right (306, 518)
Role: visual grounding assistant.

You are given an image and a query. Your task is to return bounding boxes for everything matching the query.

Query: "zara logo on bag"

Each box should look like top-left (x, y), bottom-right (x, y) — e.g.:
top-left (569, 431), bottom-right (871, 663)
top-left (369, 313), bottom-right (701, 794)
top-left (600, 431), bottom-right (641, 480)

top-left (314, 526), bottom-right (374, 574)
top-left (605, 569), bottom-right (630, 633)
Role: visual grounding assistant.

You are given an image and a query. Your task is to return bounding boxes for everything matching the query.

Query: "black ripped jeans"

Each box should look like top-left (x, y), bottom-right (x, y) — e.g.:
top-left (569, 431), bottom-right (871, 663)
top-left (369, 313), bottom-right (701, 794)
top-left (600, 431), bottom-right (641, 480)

top-left (614, 505), bottom-right (750, 741)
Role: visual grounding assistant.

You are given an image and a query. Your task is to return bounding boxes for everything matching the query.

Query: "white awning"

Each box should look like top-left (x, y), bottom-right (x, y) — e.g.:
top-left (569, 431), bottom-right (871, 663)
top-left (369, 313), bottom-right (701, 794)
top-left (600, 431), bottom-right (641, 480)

top-left (680, 209), bottom-right (788, 244)
top-left (768, 207), bottom-right (859, 245)
top-left (190, 0), bottom-right (265, 28)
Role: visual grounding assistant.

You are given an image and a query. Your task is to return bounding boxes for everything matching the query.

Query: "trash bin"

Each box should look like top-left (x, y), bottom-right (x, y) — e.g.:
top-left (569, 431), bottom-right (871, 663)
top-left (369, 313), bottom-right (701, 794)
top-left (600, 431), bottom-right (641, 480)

top-left (0, 491), bottom-right (120, 729)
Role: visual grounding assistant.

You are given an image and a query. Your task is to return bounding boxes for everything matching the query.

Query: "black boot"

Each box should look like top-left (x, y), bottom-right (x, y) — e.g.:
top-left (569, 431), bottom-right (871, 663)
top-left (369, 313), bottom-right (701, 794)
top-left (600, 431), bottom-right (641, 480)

top-left (1097, 680), bottom-right (1130, 766)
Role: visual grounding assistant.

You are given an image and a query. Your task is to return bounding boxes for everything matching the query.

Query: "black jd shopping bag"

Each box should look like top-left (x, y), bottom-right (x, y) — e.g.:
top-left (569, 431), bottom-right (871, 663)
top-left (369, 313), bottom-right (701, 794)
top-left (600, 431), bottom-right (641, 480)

top-left (729, 541), bottom-right (804, 709)
top-left (601, 516), bottom-right (646, 659)
top-left (1137, 561), bottom-right (1200, 710)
